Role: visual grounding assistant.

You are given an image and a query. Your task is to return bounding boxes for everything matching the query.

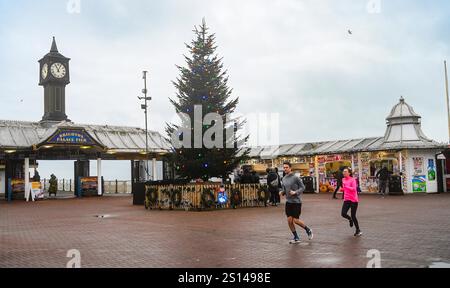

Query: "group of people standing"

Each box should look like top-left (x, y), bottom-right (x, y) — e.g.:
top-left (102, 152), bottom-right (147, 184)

top-left (234, 167), bottom-right (261, 184)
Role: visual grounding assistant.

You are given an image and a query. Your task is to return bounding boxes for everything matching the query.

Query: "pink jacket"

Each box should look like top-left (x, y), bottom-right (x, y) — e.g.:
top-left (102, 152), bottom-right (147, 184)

top-left (342, 176), bottom-right (359, 203)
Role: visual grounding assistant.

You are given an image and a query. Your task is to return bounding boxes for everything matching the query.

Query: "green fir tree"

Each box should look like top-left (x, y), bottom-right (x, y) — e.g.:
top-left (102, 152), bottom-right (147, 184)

top-left (166, 19), bottom-right (249, 182)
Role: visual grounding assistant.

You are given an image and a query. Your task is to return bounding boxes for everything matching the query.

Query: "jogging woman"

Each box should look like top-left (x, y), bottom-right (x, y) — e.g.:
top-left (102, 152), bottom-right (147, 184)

top-left (340, 168), bottom-right (362, 237)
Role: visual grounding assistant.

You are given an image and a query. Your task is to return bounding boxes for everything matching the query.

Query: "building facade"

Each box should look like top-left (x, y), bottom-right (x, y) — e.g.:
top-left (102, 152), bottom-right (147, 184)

top-left (0, 38), bottom-right (171, 200)
top-left (240, 97), bottom-right (446, 194)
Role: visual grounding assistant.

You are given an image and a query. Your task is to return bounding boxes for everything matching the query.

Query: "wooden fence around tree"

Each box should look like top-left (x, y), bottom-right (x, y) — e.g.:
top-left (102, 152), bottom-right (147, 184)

top-left (144, 183), bottom-right (270, 211)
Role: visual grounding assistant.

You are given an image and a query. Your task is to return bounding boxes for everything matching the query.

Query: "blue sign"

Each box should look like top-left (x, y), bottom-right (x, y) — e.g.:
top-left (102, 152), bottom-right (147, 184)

top-left (48, 130), bottom-right (95, 145)
top-left (218, 192), bottom-right (228, 204)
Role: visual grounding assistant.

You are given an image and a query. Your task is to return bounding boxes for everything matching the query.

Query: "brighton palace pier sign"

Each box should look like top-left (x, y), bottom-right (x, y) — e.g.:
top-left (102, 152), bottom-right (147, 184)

top-left (48, 129), bottom-right (96, 145)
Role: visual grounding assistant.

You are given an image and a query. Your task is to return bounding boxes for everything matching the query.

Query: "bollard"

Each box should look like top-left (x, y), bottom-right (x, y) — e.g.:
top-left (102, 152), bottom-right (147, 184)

top-left (7, 178), bottom-right (12, 202)
top-left (76, 177), bottom-right (82, 198)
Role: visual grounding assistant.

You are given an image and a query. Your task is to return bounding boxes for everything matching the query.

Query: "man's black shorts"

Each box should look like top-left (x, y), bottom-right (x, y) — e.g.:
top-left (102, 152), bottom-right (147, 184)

top-left (285, 202), bottom-right (302, 218)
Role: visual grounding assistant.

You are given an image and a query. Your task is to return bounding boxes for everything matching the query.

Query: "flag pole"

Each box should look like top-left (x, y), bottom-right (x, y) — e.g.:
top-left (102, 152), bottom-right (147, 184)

top-left (445, 61), bottom-right (450, 144)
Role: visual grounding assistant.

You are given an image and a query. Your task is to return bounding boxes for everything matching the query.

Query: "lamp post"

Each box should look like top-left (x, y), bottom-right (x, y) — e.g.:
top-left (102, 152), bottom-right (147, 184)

top-left (138, 71), bottom-right (152, 180)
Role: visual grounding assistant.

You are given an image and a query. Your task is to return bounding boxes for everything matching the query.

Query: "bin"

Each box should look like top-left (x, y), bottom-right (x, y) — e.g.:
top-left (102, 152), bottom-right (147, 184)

top-left (302, 176), bottom-right (315, 193)
top-left (389, 175), bottom-right (403, 195)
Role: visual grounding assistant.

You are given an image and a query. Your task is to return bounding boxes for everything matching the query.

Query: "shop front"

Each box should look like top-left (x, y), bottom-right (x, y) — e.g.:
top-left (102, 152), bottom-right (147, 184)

top-left (317, 154), bottom-right (352, 193)
top-left (358, 151), bottom-right (402, 193)
top-left (233, 98), bottom-right (446, 194)
top-left (406, 150), bottom-right (440, 194)
top-left (273, 156), bottom-right (315, 177)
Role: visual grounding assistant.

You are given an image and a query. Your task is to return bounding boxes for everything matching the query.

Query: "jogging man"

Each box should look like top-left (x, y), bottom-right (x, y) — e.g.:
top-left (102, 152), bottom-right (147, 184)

top-left (279, 162), bottom-right (314, 244)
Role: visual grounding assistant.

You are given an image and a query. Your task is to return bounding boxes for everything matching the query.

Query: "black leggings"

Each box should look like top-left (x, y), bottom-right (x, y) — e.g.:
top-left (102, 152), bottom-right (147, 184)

top-left (341, 201), bottom-right (360, 230)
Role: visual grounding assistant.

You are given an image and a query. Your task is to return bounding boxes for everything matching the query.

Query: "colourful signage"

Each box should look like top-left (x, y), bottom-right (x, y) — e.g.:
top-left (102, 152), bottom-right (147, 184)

top-left (31, 182), bottom-right (44, 199)
top-left (11, 179), bottom-right (25, 193)
top-left (428, 159), bottom-right (436, 182)
top-left (412, 175), bottom-right (427, 193)
top-left (48, 130), bottom-right (95, 145)
top-left (81, 177), bottom-right (100, 196)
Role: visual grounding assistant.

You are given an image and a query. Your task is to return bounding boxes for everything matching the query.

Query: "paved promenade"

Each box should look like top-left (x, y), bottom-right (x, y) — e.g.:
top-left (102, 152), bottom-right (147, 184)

top-left (1, 193), bottom-right (449, 268)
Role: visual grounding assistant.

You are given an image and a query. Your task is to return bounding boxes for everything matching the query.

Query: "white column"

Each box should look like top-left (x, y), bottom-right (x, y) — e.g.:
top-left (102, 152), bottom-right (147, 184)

top-left (152, 158), bottom-right (157, 181)
top-left (358, 153), bottom-right (362, 190)
top-left (24, 158), bottom-right (32, 202)
top-left (351, 154), bottom-right (355, 171)
top-left (398, 151), bottom-right (403, 192)
top-left (443, 159), bottom-right (448, 193)
top-left (315, 156), bottom-right (320, 193)
top-left (97, 158), bottom-right (102, 196)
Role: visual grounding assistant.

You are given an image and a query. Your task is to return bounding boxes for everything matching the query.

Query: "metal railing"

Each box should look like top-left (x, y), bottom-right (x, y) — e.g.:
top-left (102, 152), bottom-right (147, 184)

top-left (104, 180), bottom-right (132, 194)
top-left (40, 179), bottom-right (132, 194)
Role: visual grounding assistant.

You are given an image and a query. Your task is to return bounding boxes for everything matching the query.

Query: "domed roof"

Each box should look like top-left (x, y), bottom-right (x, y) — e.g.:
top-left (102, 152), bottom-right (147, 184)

top-left (386, 96), bottom-right (420, 121)
top-left (384, 97), bottom-right (431, 143)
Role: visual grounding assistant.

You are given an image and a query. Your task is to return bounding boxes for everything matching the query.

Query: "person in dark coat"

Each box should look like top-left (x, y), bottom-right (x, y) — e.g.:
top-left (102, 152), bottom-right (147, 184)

top-left (376, 166), bottom-right (391, 196)
top-left (33, 170), bottom-right (41, 182)
top-left (267, 168), bottom-right (280, 206)
top-left (48, 174), bottom-right (58, 197)
top-left (251, 171), bottom-right (260, 184)
top-left (332, 168), bottom-right (344, 199)
top-left (275, 168), bottom-right (282, 204)
top-left (240, 168), bottom-right (253, 184)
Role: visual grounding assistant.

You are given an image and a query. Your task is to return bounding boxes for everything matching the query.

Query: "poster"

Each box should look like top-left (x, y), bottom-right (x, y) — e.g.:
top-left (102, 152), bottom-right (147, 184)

top-left (81, 177), bottom-right (100, 196)
top-left (427, 159), bottom-right (436, 181)
top-left (11, 179), bottom-right (25, 193)
top-left (31, 182), bottom-right (44, 199)
top-left (413, 157), bottom-right (424, 175)
top-left (412, 175), bottom-right (427, 193)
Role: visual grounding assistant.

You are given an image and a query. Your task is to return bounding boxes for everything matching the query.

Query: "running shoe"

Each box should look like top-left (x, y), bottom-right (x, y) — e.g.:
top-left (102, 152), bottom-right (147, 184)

top-left (289, 238), bottom-right (301, 244)
top-left (354, 230), bottom-right (363, 237)
top-left (349, 219), bottom-right (354, 228)
top-left (306, 228), bottom-right (314, 240)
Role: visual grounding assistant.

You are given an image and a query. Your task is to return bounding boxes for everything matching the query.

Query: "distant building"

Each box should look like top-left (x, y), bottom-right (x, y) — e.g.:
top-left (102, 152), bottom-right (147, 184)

top-left (239, 97), bottom-right (446, 194)
top-left (0, 38), bottom-right (171, 199)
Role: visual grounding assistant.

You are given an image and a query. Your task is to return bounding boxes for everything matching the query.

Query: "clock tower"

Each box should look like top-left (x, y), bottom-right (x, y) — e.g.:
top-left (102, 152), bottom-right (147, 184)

top-left (39, 37), bottom-right (71, 122)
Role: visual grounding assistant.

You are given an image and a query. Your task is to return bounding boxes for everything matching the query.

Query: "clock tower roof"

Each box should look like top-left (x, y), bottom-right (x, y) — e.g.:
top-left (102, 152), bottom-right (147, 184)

top-left (39, 37), bottom-right (70, 61)
top-left (50, 36), bottom-right (59, 53)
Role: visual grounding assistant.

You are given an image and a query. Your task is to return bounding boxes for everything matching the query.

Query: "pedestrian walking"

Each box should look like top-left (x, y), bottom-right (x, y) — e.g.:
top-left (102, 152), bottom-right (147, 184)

top-left (332, 168), bottom-right (344, 199)
top-left (376, 166), bottom-right (391, 196)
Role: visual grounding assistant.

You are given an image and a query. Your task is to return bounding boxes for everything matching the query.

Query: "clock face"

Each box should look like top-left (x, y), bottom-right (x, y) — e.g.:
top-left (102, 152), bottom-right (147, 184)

top-left (50, 63), bottom-right (66, 79)
top-left (41, 63), bottom-right (48, 79)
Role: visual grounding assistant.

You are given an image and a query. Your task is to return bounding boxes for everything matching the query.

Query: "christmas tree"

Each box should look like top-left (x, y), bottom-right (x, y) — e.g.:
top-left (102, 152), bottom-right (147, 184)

top-left (166, 19), bottom-right (249, 182)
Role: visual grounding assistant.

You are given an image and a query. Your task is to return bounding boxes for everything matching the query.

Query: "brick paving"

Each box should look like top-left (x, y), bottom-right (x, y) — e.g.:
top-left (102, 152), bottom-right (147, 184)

top-left (1, 193), bottom-right (450, 268)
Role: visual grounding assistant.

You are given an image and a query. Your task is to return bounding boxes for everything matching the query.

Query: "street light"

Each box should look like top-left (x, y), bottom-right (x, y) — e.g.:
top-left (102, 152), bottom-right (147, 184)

top-left (138, 70), bottom-right (152, 180)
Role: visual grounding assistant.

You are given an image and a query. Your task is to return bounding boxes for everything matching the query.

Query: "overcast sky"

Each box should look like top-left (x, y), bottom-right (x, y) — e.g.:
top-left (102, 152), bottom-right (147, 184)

top-left (1, 0), bottom-right (449, 179)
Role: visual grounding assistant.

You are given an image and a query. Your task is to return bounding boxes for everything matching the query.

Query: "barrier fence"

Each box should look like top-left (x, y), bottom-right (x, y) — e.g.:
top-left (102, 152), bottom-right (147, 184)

top-left (144, 183), bottom-right (270, 211)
